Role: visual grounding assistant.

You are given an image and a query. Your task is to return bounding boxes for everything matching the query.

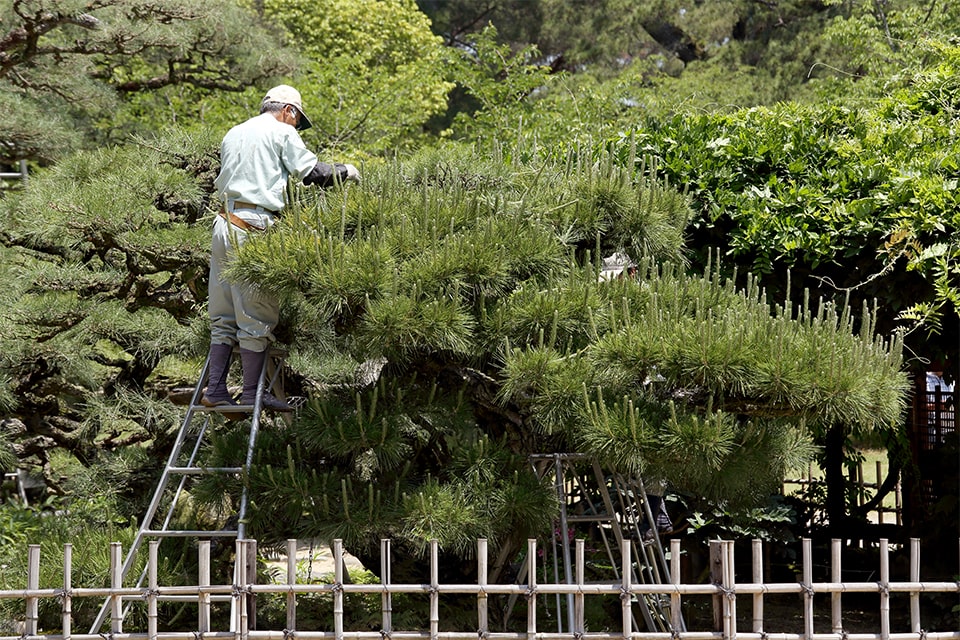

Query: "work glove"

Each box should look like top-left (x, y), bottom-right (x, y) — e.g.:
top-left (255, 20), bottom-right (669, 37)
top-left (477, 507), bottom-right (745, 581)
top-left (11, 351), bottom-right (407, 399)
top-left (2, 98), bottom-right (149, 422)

top-left (344, 163), bottom-right (361, 182)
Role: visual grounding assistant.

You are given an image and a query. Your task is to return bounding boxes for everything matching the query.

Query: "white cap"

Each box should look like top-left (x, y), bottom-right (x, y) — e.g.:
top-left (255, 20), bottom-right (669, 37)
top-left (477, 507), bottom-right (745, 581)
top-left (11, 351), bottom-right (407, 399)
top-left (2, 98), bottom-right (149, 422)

top-left (263, 84), bottom-right (312, 130)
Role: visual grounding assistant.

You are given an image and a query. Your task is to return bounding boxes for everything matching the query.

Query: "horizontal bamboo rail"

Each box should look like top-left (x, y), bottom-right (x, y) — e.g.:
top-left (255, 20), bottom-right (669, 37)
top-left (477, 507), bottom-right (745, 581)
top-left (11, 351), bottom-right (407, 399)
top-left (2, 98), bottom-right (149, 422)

top-left (1, 537), bottom-right (958, 640)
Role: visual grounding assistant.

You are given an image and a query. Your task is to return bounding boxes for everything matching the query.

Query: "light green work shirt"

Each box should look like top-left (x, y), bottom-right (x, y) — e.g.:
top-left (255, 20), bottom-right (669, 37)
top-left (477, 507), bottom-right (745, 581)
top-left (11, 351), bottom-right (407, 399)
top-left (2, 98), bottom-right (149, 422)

top-left (214, 112), bottom-right (318, 213)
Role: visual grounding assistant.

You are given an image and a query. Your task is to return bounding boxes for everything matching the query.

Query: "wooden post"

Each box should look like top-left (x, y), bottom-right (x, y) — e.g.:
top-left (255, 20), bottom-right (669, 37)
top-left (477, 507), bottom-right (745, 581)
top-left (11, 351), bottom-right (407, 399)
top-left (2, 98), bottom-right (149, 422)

top-left (831, 539), bottom-right (842, 633)
top-left (236, 539), bottom-right (248, 640)
top-left (477, 539), bottom-right (488, 639)
top-left (880, 538), bottom-right (890, 640)
top-left (286, 539), bottom-right (298, 631)
top-left (802, 538), bottom-right (813, 640)
top-left (430, 539), bottom-right (439, 640)
top-left (148, 541), bottom-right (159, 640)
top-left (621, 538), bottom-right (632, 640)
top-left (62, 544), bottom-right (72, 640)
top-left (527, 538), bottom-right (537, 640)
top-left (247, 538), bottom-right (258, 629)
top-left (574, 539), bottom-right (585, 637)
top-left (910, 538), bottom-right (920, 633)
top-left (333, 539), bottom-right (345, 640)
top-left (752, 539), bottom-right (763, 634)
top-left (670, 539), bottom-right (682, 632)
top-left (110, 542), bottom-right (123, 635)
top-left (26, 544), bottom-right (39, 637)
top-left (722, 540), bottom-right (736, 640)
top-left (710, 539), bottom-right (722, 631)
top-left (382, 539), bottom-right (393, 638)
top-left (199, 540), bottom-right (211, 632)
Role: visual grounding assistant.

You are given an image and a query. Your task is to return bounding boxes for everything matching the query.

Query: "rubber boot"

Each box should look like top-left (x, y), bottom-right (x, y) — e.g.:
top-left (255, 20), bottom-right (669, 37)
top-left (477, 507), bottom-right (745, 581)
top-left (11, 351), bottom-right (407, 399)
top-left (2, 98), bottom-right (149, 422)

top-left (201, 343), bottom-right (237, 407)
top-left (240, 348), bottom-right (294, 412)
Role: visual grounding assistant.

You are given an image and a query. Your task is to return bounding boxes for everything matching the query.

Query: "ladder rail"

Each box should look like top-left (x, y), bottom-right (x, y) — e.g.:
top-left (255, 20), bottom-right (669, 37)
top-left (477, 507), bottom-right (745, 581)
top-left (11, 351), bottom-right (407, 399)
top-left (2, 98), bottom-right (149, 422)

top-left (513, 454), bottom-right (683, 635)
top-left (89, 348), bottom-right (289, 634)
top-left (88, 358), bottom-right (214, 633)
top-left (235, 353), bottom-right (276, 539)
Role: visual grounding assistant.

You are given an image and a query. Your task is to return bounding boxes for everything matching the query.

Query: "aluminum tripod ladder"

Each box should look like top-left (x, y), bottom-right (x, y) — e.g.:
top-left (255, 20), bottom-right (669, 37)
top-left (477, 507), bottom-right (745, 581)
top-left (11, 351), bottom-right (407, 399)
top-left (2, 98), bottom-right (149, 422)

top-left (510, 453), bottom-right (685, 635)
top-left (89, 347), bottom-right (293, 633)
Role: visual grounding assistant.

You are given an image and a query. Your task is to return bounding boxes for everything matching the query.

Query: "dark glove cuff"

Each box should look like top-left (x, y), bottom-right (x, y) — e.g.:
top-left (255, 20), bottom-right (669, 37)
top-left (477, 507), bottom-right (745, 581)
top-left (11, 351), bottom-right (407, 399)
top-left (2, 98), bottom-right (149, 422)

top-left (303, 162), bottom-right (348, 187)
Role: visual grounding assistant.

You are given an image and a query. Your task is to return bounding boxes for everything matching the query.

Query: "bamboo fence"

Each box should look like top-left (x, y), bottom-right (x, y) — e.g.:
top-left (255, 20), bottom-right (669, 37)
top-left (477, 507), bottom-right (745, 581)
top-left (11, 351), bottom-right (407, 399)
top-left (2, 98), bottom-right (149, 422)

top-left (2, 536), bottom-right (959, 640)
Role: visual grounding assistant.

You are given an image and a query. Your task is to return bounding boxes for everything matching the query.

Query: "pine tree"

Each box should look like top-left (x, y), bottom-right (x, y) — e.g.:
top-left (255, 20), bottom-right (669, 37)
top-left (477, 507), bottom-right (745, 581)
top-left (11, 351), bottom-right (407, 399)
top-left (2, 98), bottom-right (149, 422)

top-left (201, 141), bottom-right (907, 582)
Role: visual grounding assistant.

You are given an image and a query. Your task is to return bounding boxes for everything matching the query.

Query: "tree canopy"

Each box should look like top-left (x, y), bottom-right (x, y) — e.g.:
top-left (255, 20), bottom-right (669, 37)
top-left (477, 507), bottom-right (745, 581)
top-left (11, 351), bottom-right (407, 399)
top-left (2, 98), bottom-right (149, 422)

top-left (0, 0), bottom-right (300, 158)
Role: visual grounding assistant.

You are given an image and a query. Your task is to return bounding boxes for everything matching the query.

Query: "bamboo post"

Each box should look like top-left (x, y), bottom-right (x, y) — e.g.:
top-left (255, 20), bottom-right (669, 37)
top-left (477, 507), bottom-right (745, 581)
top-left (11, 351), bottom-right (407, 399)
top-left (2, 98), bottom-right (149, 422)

top-left (199, 540), bottom-right (211, 632)
top-left (110, 542), bottom-right (123, 635)
top-left (722, 540), bottom-right (736, 640)
top-left (880, 538), bottom-right (890, 640)
top-left (710, 540), bottom-right (722, 631)
top-left (26, 544), bottom-right (39, 636)
top-left (286, 539), bottom-right (298, 631)
top-left (477, 539), bottom-right (488, 639)
top-left (621, 538), bottom-right (632, 640)
top-left (831, 539), bottom-right (842, 633)
top-left (574, 539), bottom-right (585, 636)
top-left (334, 539), bottom-right (345, 640)
top-left (430, 539), bottom-right (440, 640)
top-left (62, 544), bottom-right (72, 640)
top-left (148, 541), bottom-right (159, 640)
top-left (752, 539), bottom-right (763, 634)
top-left (236, 539), bottom-right (249, 640)
top-left (382, 539), bottom-right (393, 637)
top-left (802, 538), bottom-right (813, 640)
top-left (910, 538), bottom-right (920, 633)
top-left (527, 538), bottom-right (537, 640)
top-left (247, 538), bottom-right (258, 629)
top-left (670, 539), bottom-right (682, 632)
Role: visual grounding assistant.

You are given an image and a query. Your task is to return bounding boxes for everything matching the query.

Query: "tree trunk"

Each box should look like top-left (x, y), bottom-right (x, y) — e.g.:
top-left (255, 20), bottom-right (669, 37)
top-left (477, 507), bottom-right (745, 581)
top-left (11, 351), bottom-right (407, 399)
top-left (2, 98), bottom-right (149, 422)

top-left (823, 423), bottom-right (847, 526)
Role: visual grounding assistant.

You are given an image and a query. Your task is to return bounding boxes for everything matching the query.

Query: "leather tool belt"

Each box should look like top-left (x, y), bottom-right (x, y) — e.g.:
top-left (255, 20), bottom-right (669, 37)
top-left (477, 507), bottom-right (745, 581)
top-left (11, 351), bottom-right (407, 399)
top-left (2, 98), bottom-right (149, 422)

top-left (220, 201), bottom-right (269, 232)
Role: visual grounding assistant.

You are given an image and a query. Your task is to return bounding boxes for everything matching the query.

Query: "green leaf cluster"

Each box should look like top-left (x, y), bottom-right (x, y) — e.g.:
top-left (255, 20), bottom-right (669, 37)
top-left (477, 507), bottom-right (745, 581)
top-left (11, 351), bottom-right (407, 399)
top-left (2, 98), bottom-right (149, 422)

top-left (258, 0), bottom-right (454, 151)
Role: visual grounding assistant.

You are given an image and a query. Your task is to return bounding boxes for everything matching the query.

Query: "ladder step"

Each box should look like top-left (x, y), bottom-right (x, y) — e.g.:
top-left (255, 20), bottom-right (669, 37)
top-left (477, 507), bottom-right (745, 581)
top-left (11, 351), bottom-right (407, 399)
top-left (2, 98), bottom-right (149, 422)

top-left (565, 514), bottom-right (612, 523)
top-left (191, 404), bottom-right (256, 413)
top-left (168, 466), bottom-right (244, 475)
top-left (142, 529), bottom-right (238, 538)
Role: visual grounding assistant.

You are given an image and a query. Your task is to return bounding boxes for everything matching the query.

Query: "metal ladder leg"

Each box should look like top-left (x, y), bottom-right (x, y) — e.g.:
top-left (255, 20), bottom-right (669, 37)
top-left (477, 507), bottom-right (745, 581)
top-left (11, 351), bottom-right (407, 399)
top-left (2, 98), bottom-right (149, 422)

top-left (89, 348), bottom-right (287, 633)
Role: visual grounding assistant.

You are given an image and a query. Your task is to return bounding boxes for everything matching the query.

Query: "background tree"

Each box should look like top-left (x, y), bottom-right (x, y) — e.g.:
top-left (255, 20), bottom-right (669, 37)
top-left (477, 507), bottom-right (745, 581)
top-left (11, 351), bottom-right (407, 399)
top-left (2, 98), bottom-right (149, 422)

top-left (0, 0), bottom-right (299, 158)
top-left (255, 0), bottom-right (453, 152)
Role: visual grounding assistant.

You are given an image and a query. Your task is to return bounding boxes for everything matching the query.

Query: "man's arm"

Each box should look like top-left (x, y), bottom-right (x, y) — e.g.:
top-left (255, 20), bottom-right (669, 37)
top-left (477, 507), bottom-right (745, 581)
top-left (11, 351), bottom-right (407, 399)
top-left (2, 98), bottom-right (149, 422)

top-left (303, 162), bottom-right (360, 187)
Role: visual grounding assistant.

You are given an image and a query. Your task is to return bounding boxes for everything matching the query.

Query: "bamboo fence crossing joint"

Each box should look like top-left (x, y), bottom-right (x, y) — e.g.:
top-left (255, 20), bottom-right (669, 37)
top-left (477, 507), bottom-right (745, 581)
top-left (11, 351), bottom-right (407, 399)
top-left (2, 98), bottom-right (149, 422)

top-left (3, 537), bottom-right (960, 640)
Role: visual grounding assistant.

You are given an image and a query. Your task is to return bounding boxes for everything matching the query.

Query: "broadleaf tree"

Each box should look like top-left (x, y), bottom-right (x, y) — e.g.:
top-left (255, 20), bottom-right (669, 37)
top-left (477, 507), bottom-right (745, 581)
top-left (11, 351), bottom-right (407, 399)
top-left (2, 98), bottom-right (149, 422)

top-left (256, 0), bottom-right (454, 152)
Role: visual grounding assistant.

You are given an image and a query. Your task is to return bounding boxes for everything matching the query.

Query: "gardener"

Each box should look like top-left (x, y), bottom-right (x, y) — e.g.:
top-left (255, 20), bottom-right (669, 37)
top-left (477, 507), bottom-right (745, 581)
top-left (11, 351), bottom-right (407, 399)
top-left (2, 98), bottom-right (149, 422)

top-left (202, 84), bottom-right (359, 412)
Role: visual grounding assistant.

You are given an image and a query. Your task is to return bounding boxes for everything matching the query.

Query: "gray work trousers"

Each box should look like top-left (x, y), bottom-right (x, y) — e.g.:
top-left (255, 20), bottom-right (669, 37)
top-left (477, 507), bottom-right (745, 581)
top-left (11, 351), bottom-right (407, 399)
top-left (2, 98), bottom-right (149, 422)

top-left (208, 213), bottom-right (278, 352)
